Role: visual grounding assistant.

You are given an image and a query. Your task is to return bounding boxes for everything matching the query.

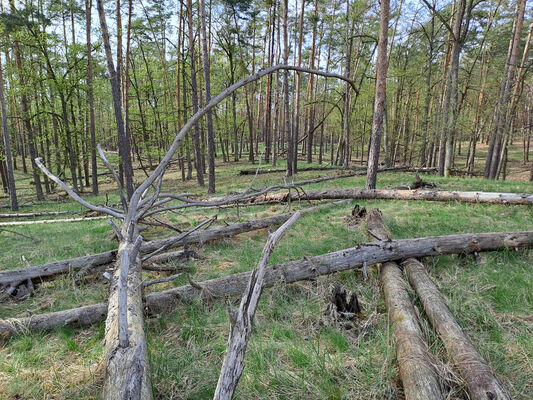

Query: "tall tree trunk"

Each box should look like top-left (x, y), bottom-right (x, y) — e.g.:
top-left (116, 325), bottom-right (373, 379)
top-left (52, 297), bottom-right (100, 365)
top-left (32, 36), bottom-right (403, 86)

top-left (283, 0), bottom-right (292, 176)
top-left (96, 0), bottom-right (134, 198)
top-left (200, 0), bottom-right (215, 193)
top-left (0, 56), bottom-right (17, 210)
top-left (343, 0), bottom-right (353, 169)
top-left (86, 0), bottom-right (98, 195)
top-left (365, 0), bottom-right (390, 189)
top-left (484, 0), bottom-right (526, 179)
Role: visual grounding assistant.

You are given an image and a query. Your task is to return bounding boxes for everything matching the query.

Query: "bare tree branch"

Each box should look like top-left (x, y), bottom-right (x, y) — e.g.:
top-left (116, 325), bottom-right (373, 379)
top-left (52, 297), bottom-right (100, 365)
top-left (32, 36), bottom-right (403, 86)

top-left (35, 158), bottom-right (123, 219)
top-left (213, 211), bottom-right (302, 400)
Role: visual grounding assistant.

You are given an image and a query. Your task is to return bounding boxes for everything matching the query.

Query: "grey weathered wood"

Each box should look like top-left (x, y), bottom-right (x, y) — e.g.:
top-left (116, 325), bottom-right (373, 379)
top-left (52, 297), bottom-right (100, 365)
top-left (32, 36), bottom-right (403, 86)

top-left (404, 258), bottom-right (511, 400)
top-left (366, 209), bottom-right (443, 400)
top-left (214, 211), bottom-right (301, 400)
top-left (0, 208), bottom-right (326, 288)
top-left (101, 238), bottom-right (153, 400)
top-left (2, 230), bottom-right (531, 337)
top-left (249, 188), bottom-right (533, 206)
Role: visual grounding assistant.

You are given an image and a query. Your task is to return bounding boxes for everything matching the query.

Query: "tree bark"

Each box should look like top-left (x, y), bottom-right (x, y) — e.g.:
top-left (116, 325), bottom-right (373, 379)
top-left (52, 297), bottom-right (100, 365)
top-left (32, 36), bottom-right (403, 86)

top-left (3, 230), bottom-right (532, 336)
top-left (366, 0), bottom-right (390, 188)
top-left (366, 209), bottom-right (444, 400)
top-left (404, 258), bottom-right (511, 400)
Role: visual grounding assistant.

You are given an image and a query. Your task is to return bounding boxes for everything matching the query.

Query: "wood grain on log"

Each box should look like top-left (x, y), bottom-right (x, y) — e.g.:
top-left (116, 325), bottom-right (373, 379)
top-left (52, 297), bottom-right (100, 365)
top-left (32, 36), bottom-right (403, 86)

top-left (249, 188), bottom-right (533, 206)
top-left (2, 230), bottom-right (530, 337)
top-left (404, 258), bottom-right (511, 400)
top-left (366, 209), bottom-right (443, 400)
top-left (101, 238), bottom-right (153, 400)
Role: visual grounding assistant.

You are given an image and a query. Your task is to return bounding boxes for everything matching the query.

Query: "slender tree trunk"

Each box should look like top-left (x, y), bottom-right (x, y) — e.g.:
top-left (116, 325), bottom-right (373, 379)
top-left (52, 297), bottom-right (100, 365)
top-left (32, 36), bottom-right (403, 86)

top-left (86, 0), bottom-right (98, 195)
top-left (366, 0), bottom-right (390, 189)
top-left (96, 0), bottom-right (134, 198)
top-left (200, 0), bottom-right (215, 193)
top-left (0, 56), bottom-right (17, 210)
top-left (186, 0), bottom-right (205, 185)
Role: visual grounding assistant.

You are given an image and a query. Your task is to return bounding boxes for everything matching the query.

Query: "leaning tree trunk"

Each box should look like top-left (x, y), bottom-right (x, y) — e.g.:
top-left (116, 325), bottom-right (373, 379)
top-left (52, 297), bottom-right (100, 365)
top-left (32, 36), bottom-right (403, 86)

top-left (366, 209), bottom-right (444, 400)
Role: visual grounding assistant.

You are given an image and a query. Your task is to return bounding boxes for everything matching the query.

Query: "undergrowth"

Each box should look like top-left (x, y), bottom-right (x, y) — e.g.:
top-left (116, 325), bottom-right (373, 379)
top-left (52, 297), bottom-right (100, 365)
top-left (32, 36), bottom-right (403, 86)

top-left (0, 158), bottom-right (532, 399)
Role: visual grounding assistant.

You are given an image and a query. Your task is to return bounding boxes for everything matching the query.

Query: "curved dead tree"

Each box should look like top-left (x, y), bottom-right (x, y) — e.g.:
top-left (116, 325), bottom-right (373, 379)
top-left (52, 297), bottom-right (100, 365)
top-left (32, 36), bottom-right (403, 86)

top-left (35, 64), bottom-right (357, 400)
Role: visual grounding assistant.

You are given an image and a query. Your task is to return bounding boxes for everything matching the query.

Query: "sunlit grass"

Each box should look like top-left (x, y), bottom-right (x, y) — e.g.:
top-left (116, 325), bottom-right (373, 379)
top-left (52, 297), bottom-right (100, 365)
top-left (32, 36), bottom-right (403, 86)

top-left (0, 155), bottom-right (532, 399)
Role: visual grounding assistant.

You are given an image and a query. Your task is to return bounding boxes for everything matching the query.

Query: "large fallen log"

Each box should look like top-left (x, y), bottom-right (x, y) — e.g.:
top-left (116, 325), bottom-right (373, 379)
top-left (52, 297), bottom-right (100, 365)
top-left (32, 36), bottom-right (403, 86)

top-left (0, 205), bottom-right (336, 289)
top-left (404, 258), bottom-right (511, 400)
top-left (1, 230), bottom-right (531, 337)
top-left (366, 209), bottom-right (444, 400)
top-left (237, 165), bottom-right (437, 176)
top-left (101, 234), bottom-right (153, 399)
top-left (0, 216), bottom-right (107, 227)
top-left (238, 166), bottom-right (365, 175)
top-left (247, 188), bottom-right (533, 206)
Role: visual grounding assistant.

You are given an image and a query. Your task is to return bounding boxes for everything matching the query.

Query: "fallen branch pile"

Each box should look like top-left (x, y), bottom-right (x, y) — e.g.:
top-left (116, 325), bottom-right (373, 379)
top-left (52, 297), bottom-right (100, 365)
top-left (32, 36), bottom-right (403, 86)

top-left (0, 201), bottom-right (346, 295)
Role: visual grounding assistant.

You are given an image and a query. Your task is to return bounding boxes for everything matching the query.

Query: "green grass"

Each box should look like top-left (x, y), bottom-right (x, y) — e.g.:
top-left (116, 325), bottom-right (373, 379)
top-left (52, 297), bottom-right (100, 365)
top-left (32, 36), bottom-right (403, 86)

top-left (0, 155), bottom-right (532, 399)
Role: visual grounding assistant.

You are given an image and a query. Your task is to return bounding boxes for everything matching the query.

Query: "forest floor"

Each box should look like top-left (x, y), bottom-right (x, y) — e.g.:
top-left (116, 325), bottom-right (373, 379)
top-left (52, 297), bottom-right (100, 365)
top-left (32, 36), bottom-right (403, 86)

top-left (0, 146), bottom-right (532, 399)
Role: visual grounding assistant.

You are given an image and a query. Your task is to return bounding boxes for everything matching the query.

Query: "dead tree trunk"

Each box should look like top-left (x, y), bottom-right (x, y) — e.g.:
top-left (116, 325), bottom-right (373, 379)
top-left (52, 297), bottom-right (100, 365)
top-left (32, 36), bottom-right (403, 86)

top-left (3, 229), bottom-right (532, 337)
top-left (247, 188), bottom-right (533, 206)
top-left (101, 235), bottom-right (153, 399)
top-left (403, 258), bottom-right (511, 400)
top-left (366, 209), bottom-right (444, 400)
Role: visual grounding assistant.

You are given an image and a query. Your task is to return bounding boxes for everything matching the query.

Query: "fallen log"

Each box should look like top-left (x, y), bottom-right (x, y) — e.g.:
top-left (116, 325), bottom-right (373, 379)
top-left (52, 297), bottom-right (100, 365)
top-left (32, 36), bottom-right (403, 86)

top-left (366, 209), bottom-right (444, 400)
top-left (101, 235), bottom-right (153, 399)
top-left (0, 210), bottom-right (87, 218)
top-left (0, 201), bottom-right (348, 292)
top-left (238, 166), bottom-right (365, 175)
top-left (248, 188), bottom-right (533, 206)
top-left (0, 216), bottom-right (107, 227)
top-left (403, 258), bottom-right (511, 400)
top-left (1, 230), bottom-right (531, 337)
top-left (237, 165), bottom-right (437, 176)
